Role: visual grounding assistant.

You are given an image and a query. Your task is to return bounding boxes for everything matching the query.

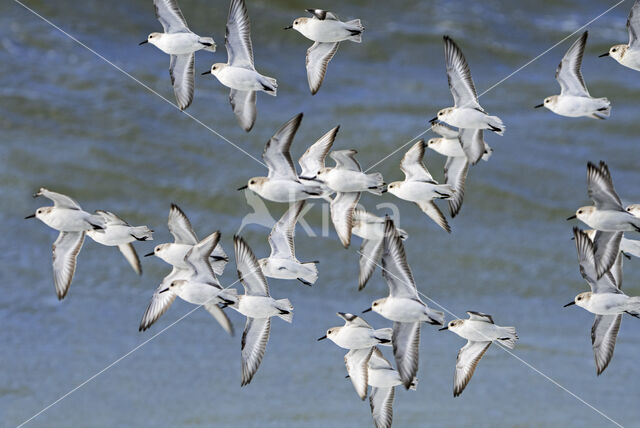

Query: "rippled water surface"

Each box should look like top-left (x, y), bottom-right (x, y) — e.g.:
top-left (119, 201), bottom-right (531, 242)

top-left (2, 0), bottom-right (640, 426)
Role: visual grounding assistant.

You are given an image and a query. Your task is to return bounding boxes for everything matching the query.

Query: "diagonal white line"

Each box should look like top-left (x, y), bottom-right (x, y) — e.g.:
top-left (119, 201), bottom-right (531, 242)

top-left (12, 0), bottom-right (266, 169)
top-left (357, 249), bottom-right (623, 427)
top-left (16, 272), bottom-right (247, 427)
top-left (364, 0), bottom-right (627, 173)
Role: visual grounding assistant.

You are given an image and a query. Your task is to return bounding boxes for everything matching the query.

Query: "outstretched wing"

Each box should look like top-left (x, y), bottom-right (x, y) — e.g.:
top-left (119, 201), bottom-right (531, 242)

top-left (306, 42), bottom-right (340, 95)
top-left (443, 36), bottom-right (479, 108)
top-left (345, 347), bottom-right (374, 400)
top-left (169, 53), bottom-right (195, 110)
top-left (241, 317), bottom-right (271, 386)
top-left (234, 235), bottom-right (269, 296)
top-left (36, 188), bottom-right (82, 210)
top-left (380, 219), bottom-right (418, 299)
top-left (392, 321), bottom-right (420, 389)
top-left (330, 192), bottom-right (360, 248)
top-left (628, 0), bottom-right (640, 48)
top-left (264, 114), bottom-right (302, 180)
top-left (444, 156), bottom-right (468, 218)
top-left (400, 140), bottom-right (434, 182)
top-left (229, 89), bottom-right (256, 132)
top-left (330, 150), bottom-right (361, 172)
top-left (268, 201), bottom-right (305, 259)
top-left (52, 231), bottom-right (85, 299)
top-left (299, 126), bottom-right (339, 179)
top-left (573, 228), bottom-right (620, 294)
top-left (454, 341), bottom-right (491, 397)
top-left (586, 161), bottom-right (623, 211)
top-left (591, 314), bottom-right (622, 376)
top-left (168, 203), bottom-right (198, 244)
top-left (556, 31), bottom-right (589, 97)
top-left (153, 0), bottom-right (189, 33)
top-left (226, 0), bottom-right (254, 69)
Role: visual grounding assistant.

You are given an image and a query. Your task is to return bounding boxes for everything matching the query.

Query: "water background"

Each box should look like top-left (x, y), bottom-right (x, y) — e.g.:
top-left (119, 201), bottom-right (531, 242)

top-left (2, 0), bottom-right (640, 426)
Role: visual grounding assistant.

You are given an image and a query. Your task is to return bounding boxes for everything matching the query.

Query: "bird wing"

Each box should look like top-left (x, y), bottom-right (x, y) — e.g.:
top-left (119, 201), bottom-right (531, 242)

top-left (330, 192), bottom-right (361, 248)
top-left (337, 312), bottom-right (372, 328)
top-left (466, 311), bottom-right (494, 323)
top-left (306, 42), bottom-right (340, 95)
top-left (431, 121), bottom-right (459, 139)
top-left (459, 128), bottom-right (485, 165)
top-left (454, 341), bottom-right (491, 397)
top-left (306, 9), bottom-right (339, 20)
top-left (556, 31), bottom-right (589, 97)
top-left (358, 237), bottom-right (384, 291)
top-left (345, 347), bottom-right (374, 400)
top-left (591, 314), bottom-right (622, 375)
top-left (381, 219), bottom-right (418, 299)
top-left (264, 114), bottom-right (302, 180)
top-left (400, 140), bottom-right (434, 182)
top-left (628, 0), bottom-right (640, 48)
top-left (225, 0), bottom-right (254, 69)
top-left (229, 89), bottom-right (257, 132)
top-left (169, 53), bottom-right (194, 110)
top-left (52, 231), bottom-right (85, 299)
top-left (184, 231), bottom-right (220, 284)
top-left (234, 235), bottom-right (269, 296)
top-left (241, 317), bottom-right (271, 386)
top-left (168, 203), bottom-right (198, 244)
top-left (138, 268), bottom-right (181, 331)
top-left (392, 321), bottom-right (420, 389)
top-left (444, 156), bottom-right (468, 218)
top-left (204, 302), bottom-right (235, 336)
top-left (573, 228), bottom-right (621, 294)
top-left (330, 149), bottom-right (362, 172)
top-left (587, 161), bottom-right (623, 211)
top-left (153, 0), bottom-right (190, 33)
top-left (592, 231), bottom-right (623, 280)
top-left (268, 201), bottom-right (305, 259)
top-left (370, 387), bottom-right (395, 428)
top-left (416, 200), bottom-right (451, 233)
top-left (443, 36), bottom-right (480, 108)
top-left (118, 243), bottom-right (142, 275)
top-left (37, 188), bottom-right (82, 210)
top-left (94, 210), bottom-right (129, 226)
top-left (298, 126), bottom-right (339, 179)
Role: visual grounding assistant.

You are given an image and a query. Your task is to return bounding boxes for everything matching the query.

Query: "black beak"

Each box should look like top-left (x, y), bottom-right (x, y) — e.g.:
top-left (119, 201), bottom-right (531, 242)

top-left (534, 104), bottom-right (544, 108)
top-left (158, 288), bottom-right (170, 294)
top-left (317, 335), bottom-right (327, 341)
top-left (32, 192), bottom-right (40, 198)
top-left (283, 25), bottom-right (293, 30)
top-left (563, 301), bottom-right (576, 307)
top-left (24, 214), bottom-right (35, 219)
top-left (237, 185), bottom-right (248, 191)
top-left (362, 307), bottom-right (372, 313)
top-left (144, 251), bottom-right (154, 257)
top-left (139, 40), bottom-right (148, 45)
top-left (201, 70), bottom-right (211, 75)
top-left (438, 326), bottom-right (448, 331)
top-left (566, 215), bottom-right (577, 220)
top-left (429, 117), bottom-right (437, 123)
top-left (599, 52), bottom-right (609, 57)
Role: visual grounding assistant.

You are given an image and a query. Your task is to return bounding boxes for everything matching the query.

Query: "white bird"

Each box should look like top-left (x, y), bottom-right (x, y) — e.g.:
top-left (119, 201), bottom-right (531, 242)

top-left (433, 36), bottom-right (505, 135)
top-left (139, 231), bottom-right (236, 335)
top-left (317, 312), bottom-right (392, 349)
top-left (202, 0), bottom-right (276, 131)
top-left (285, 9), bottom-right (364, 94)
top-left (239, 113), bottom-right (323, 202)
top-left (535, 32), bottom-right (611, 119)
top-left (352, 209), bottom-right (408, 291)
top-left (366, 347), bottom-right (416, 428)
top-left (317, 150), bottom-right (384, 247)
top-left (298, 125), bottom-right (339, 200)
top-left (567, 161), bottom-right (640, 234)
top-left (387, 140), bottom-right (453, 233)
top-left (565, 228), bottom-right (640, 375)
top-left (599, 0), bottom-right (640, 71)
top-left (86, 210), bottom-right (153, 275)
top-left (439, 311), bottom-right (517, 396)
top-left (364, 219), bottom-right (445, 388)
top-left (230, 235), bottom-right (293, 386)
top-left (259, 201), bottom-right (319, 286)
top-left (26, 188), bottom-right (105, 299)
top-left (428, 121), bottom-right (492, 165)
top-left (140, 0), bottom-right (216, 110)
top-left (145, 204), bottom-right (228, 276)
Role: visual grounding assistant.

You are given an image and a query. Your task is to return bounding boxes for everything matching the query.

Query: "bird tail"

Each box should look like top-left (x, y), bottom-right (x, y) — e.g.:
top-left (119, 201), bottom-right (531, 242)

top-left (219, 288), bottom-right (238, 306)
top-left (301, 263), bottom-right (319, 284)
top-left (130, 226), bottom-right (153, 241)
top-left (592, 98), bottom-right (611, 119)
top-left (427, 309), bottom-right (445, 326)
top-left (261, 76), bottom-right (278, 96)
top-left (374, 327), bottom-right (393, 345)
top-left (497, 326), bottom-right (518, 349)
top-left (345, 19), bottom-right (364, 43)
top-left (275, 298), bottom-right (293, 323)
top-left (409, 377), bottom-right (418, 391)
top-left (487, 115), bottom-right (505, 135)
top-left (199, 37), bottom-right (217, 52)
top-left (366, 172), bottom-right (385, 195)
top-left (396, 227), bottom-right (409, 241)
top-left (434, 184), bottom-right (455, 199)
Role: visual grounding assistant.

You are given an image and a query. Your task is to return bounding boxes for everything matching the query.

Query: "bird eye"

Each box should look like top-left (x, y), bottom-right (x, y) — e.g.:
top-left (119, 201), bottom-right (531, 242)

top-left (294, 20), bottom-right (299, 25)
top-left (578, 210), bottom-right (582, 214)
top-left (438, 112), bottom-right (443, 116)
top-left (613, 48), bottom-right (617, 52)
top-left (577, 296), bottom-right (582, 301)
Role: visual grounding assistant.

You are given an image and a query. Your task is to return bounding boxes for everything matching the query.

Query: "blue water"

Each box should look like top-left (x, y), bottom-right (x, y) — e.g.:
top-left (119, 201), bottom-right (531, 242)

top-left (2, 0), bottom-right (640, 426)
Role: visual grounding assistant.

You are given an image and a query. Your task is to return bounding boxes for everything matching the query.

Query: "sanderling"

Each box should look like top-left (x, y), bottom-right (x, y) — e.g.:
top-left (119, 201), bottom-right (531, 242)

top-left (535, 32), bottom-right (611, 119)
top-left (564, 228), bottom-right (640, 374)
top-left (86, 210), bottom-right (153, 275)
top-left (145, 204), bottom-right (228, 275)
top-left (366, 347), bottom-right (416, 428)
top-left (387, 140), bottom-right (453, 232)
top-left (239, 113), bottom-right (323, 202)
top-left (432, 36), bottom-right (505, 135)
top-left (26, 188), bottom-right (105, 299)
top-left (439, 311), bottom-right (517, 396)
top-left (364, 219), bottom-right (445, 388)
top-left (352, 209), bottom-right (408, 291)
top-left (318, 312), bottom-right (392, 349)
top-left (344, 347), bottom-right (374, 400)
top-left (202, 0), bottom-right (276, 132)
top-left (584, 227), bottom-right (640, 260)
top-left (298, 126), bottom-right (339, 200)
top-left (318, 150), bottom-right (383, 248)
top-left (230, 236), bottom-right (293, 386)
top-left (567, 161), bottom-right (640, 233)
top-left (259, 201), bottom-right (319, 286)
top-left (140, 0), bottom-right (216, 110)
top-left (139, 231), bottom-right (236, 335)
top-left (285, 9), bottom-right (363, 94)
top-left (599, 0), bottom-right (640, 71)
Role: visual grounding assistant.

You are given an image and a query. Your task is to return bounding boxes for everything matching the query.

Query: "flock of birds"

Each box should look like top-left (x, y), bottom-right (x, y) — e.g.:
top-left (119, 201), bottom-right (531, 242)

top-left (23, 0), bottom-right (640, 426)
